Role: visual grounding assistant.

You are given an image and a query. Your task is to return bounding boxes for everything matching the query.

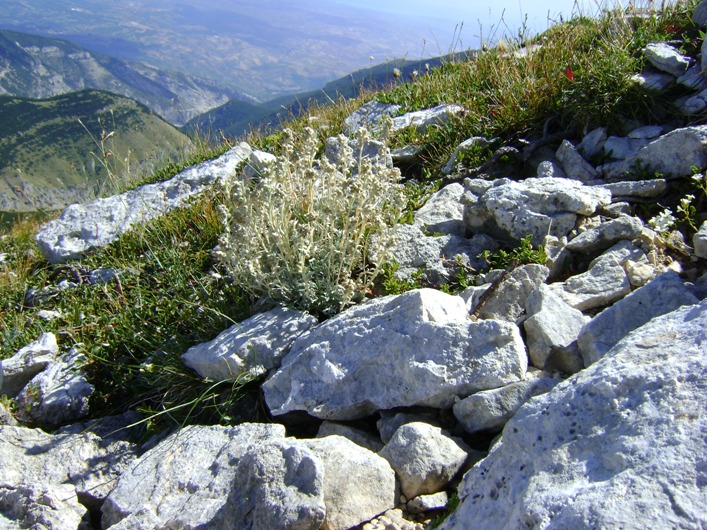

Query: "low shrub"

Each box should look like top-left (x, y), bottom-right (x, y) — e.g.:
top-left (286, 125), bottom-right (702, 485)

top-left (216, 122), bottom-right (405, 317)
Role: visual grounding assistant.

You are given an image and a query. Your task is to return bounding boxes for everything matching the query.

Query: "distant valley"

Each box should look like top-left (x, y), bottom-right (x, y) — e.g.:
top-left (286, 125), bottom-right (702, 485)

top-left (0, 0), bottom-right (451, 101)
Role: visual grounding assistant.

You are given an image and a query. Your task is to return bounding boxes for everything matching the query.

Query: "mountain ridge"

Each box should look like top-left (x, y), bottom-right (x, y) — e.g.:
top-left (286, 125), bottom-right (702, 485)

top-left (0, 29), bottom-right (240, 125)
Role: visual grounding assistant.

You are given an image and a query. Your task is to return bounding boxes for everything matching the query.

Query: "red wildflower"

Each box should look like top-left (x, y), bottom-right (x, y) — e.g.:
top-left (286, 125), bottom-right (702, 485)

top-left (565, 66), bottom-right (575, 82)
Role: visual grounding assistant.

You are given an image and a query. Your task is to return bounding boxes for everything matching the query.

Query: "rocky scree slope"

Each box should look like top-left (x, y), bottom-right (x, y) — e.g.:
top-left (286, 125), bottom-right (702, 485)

top-left (3, 6), bottom-right (707, 530)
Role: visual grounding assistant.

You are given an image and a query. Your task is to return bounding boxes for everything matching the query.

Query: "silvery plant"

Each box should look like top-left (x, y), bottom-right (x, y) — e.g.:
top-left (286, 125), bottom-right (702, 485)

top-left (216, 121), bottom-right (404, 317)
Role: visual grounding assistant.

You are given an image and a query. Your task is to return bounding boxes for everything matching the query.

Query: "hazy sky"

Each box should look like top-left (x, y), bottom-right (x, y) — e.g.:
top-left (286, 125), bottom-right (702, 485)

top-left (334, 0), bottom-right (616, 24)
top-left (332, 0), bottom-right (620, 49)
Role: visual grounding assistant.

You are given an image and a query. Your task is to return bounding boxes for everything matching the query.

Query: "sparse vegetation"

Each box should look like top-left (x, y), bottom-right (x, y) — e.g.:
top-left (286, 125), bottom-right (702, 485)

top-left (650, 167), bottom-right (707, 236)
top-left (428, 492), bottom-right (461, 528)
top-left (380, 262), bottom-right (425, 295)
top-left (480, 235), bottom-right (548, 270)
top-left (0, 0), bottom-right (701, 431)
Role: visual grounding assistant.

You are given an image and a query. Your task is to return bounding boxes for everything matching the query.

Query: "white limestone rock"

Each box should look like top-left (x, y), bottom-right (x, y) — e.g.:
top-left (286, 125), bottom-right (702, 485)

top-left (407, 492), bottom-right (449, 514)
top-left (606, 126), bottom-right (707, 181)
top-left (694, 220), bottom-right (707, 259)
top-left (596, 179), bottom-right (667, 200)
top-left (462, 177), bottom-right (493, 196)
top-left (602, 134), bottom-right (651, 159)
top-left (543, 234), bottom-right (573, 281)
top-left (550, 241), bottom-right (645, 311)
top-left (459, 283), bottom-right (492, 313)
top-left (15, 349), bottom-right (94, 427)
top-left (578, 271), bottom-right (699, 366)
top-left (0, 424), bottom-right (137, 508)
top-left (678, 89), bottom-right (707, 115)
top-left (602, 202), bottom-right (633, 217)
top-left (701, 33), bottom-right (707, 70)
top-left (375, 224), bottom-right (497, 286)
top-left (377, 410), bottom-right (441, 444)
top-left (630, 69), bottom-right (675, 91)
top-left (550, 257), bottom-right (629, 311)
top-left (555, 140), bottom-right (599, 183)
top-left (644, 42), bottom-right (691, 76)
top-left (181, 306), bottom-right (318, 380)
top-left (598, 159), bottom-right (627, 180)
top-left (102, 423), bottom-right (287, 529)
top-left (391, 145), bottom-right (424, 165)
top-left (0, 332), bottom-right (58, 398)
top-left (690, 273), bottom-right (707, 301)
top-left (441, 299), bottom-right (707, 530)
top-left (463, 177), bottom-right (611, 246)
top-left (88, 267), bottom-right (120, 285)
top-left (263, 289), bottom-right (528, 420)
top-left (536, 160), bottom-right (566, 178)
top-left (363, 508), bottom-right (424, 530)
top-left (302, 435), bottom-right (396, 530)
top-left (344, 100), bottom-right (401, 136)
top-left (577, 127), bottom-right (607, 160)
top-left (379, 422), bottom-right (468, 499)
top-left (694, 0), bottom-right (707, 27)
top-left (35, 143), bottom-right (251, 264)
top-left (564, 216), bottom-right (644, 254)
top-left (0, 483), bottom-right (88, 530)
top-left (679, 65), bottom-right (706, 89)
top-left (413, 182), bottom-right (466, 237)
top-left (524, 284), bottom-right (588, 371)
top-left (625, 258), bottom-right (658, 287)
top-left (453, 373), bottom-right (562, 434)
top-left (35, 309), bottom-right (62, 321)
top-left (474, 264), bottom-right (549, 323)
top-left (391, 104), bottom-right (465, 133)
top-left (628, 125), bottom-right (665, 139)
top-left (226, 439), bottom-right (326, 530)
top-left (243, 149), bottom-right (276, 180)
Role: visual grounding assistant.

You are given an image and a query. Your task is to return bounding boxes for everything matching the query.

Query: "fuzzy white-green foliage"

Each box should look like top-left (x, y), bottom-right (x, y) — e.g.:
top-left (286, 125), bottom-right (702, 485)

top-left (217, 124), bottom-right (404, 317)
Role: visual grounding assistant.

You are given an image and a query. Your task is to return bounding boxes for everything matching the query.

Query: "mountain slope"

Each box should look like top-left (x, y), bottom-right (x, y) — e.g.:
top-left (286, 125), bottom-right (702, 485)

top-left (0, 29), bottom-right (237, 125)
top-left (184, 54), bottom-right (466, 138)
top-left (0, 89), bottom-right (191, 212)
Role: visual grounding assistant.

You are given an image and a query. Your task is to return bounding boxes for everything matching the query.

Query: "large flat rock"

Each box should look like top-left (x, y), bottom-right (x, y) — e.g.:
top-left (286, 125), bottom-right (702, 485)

top-left (441, 299), bottom-right (707, 529)
top-left (263, 289), bottom-right (528, 420)
top-left (578, 271), bottom-right (699, 365)
top-left (102, 423), bottom-right (285, 529)
top-left (181, 306), bottom-right (317, 380)
top-left (463, 177), bottom-right (611, 245)
top-left (1, 423), bottom-right (137, 526)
